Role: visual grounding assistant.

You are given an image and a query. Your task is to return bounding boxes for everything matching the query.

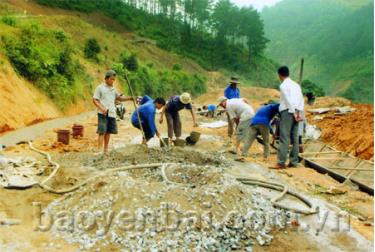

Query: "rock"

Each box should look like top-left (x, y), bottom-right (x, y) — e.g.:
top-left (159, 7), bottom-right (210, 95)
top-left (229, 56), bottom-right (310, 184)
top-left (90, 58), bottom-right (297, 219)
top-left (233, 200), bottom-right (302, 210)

top-left (324, 186), bottom-right (347, 195)
top-left (364, 222), bottom-right (372, 227)
top-left (0, 218), bottom-right (21, 226)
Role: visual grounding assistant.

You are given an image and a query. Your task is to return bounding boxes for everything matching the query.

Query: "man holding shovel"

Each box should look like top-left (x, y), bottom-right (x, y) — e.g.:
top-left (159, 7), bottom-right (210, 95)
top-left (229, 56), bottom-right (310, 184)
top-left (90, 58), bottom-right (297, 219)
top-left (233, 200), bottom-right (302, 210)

top-left (93, 70), bottom-right (133, 154)
top-left (239, 102), bottom-right (280, 161)
top-left (131, 96), bottom-right (166, 145)
top-left (218, 96), bottom-right (255, 156)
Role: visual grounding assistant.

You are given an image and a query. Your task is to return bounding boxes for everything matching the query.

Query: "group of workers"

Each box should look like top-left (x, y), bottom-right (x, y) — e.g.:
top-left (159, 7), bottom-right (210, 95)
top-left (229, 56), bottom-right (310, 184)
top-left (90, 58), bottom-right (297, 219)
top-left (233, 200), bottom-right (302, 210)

top-left (216, 66), bottom-right (305, 168)
top-left (93, 70), bottom-right (196, 152)
top-left (93, 65), bottom-right (306, 169)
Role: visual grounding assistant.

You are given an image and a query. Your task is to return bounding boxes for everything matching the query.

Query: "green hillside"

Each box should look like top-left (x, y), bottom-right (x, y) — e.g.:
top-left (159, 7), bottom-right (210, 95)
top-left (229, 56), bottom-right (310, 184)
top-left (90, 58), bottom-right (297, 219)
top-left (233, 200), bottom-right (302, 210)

top-left (262, 0), bottom-right (374, 103)
top-left (0, 1), bottom-right (210, 110)
top-left (0, 0), bottom-right (283, 113)
top-left (33, 0), bottom-right (279, 86)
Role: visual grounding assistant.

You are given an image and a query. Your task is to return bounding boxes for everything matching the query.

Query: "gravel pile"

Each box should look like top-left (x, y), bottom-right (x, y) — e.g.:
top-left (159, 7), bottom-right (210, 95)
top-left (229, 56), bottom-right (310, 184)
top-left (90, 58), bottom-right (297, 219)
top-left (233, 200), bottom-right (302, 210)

top-left (45, 161), bottom-right (291, 251)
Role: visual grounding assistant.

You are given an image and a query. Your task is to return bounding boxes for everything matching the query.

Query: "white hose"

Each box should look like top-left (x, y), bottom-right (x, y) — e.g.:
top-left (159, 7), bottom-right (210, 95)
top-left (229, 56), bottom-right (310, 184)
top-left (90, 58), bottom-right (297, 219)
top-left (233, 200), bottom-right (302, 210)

top-left (28, 141), bottom-right (164, 194)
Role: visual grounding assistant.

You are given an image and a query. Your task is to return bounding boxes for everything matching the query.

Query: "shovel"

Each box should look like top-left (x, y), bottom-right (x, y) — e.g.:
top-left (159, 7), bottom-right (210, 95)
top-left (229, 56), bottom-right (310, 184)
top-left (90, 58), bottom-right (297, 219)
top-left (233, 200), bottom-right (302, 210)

top-left (158, 136), bottom-right (170, 151)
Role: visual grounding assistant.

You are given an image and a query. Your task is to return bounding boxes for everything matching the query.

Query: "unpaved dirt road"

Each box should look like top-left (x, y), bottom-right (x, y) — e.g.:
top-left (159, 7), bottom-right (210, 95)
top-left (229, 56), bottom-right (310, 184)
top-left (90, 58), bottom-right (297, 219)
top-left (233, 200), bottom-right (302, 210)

top-left (0, 99), bottom-right (373, 251)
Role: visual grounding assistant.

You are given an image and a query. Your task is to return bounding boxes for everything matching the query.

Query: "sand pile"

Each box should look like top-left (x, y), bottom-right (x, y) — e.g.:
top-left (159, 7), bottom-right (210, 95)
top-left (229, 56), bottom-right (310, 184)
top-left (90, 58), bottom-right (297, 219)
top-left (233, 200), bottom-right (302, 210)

top-left (308, 104), bottom-right (374, 160)
top-left (43, 147), bottom-right (291, 251)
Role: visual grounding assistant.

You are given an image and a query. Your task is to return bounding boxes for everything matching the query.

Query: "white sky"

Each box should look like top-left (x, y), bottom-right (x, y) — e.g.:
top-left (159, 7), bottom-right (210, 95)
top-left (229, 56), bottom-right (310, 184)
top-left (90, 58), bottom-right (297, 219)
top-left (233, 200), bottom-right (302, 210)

top-left (231, 0), bottom-right (282, 10)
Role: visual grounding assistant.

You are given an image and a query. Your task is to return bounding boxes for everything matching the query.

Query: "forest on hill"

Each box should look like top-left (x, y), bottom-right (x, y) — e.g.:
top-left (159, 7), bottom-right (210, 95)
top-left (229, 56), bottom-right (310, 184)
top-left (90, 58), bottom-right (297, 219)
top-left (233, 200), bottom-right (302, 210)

top-left (35, 0), bottom-right (278, 85)
top-left (262, 0), bottom-right (374, 103)
top-left (1, 0), bottom-right (372, 110)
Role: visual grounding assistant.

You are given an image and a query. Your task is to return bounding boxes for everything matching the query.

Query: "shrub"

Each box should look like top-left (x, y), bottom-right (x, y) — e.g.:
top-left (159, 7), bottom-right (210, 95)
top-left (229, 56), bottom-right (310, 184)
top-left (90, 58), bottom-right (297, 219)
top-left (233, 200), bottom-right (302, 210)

top-left (172, 63), bottom-right (182, 71)
top-left (301, 80), bottom-right (325, 97)
top-left (3, 22), bottom-right (83, 109)
top-left (84, 38), bottom-right (101, 59)
top-left (54, 29), bottom-right (67, 42)
top-left (120, 52), bottom-right (138, 72)
top-left (1, 16), bottom-right (16, 26)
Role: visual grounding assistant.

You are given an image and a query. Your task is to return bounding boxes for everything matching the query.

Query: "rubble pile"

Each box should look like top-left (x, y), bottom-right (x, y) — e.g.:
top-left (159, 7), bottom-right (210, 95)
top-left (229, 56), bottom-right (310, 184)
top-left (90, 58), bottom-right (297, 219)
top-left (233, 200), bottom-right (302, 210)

top-left (0, 156), bottom-right (47, 188)
top-left (44, 147), bottom-right (292, 251)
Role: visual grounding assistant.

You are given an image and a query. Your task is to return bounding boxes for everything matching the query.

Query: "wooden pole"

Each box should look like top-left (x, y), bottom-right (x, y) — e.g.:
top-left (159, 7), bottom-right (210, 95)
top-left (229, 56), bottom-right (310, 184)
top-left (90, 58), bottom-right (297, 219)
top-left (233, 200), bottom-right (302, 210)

top-left (299, 58), bottom-right (304, 85)
top-left (300, 151), bottom-right (341, 155)
top-left (124, 71), bottom-right (146, 141)
top-left (330, 167), bottom-right (373, 172)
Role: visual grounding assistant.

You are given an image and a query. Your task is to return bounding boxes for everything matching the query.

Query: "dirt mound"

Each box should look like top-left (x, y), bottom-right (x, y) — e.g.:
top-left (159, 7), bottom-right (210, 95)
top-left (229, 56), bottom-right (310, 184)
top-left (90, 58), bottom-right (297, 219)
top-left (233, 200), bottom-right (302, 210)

top-left (307, 104), bottom-right (374, 160)
top-left (310, 96), bottom-right (352, 108)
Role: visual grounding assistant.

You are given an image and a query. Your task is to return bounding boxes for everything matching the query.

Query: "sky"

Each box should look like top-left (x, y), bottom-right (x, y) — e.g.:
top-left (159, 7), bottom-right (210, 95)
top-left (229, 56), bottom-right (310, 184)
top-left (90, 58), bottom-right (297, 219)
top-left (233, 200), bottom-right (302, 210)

top-left (231, 0), bottom-right (282, 10)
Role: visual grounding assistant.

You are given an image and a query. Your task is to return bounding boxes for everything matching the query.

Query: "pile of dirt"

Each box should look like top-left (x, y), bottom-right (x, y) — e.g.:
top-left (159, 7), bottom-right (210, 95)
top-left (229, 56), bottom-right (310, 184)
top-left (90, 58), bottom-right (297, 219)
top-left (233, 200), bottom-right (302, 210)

top-left (310, 97), bottom-right (352, 108)
top-left (43, 146), bottom-right (291, 251)
top-left (307, 104), bottom-right (374, 160)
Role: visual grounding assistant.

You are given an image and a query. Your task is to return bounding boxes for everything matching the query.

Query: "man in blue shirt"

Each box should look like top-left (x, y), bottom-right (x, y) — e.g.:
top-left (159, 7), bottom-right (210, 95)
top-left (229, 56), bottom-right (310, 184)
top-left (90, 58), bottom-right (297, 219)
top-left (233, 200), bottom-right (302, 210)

top-left (240, 103), bottom-right (280, 161)
top-left (159, 92), bottom-right (198, 141)
top-left (224, 77), bottom-right (240, 139)
top-left (131, 96), bottom-right (166, 144)
top-left (202, 104), bottom-right (217, 118)
top-left (224, 77), bottom-right (240, 99)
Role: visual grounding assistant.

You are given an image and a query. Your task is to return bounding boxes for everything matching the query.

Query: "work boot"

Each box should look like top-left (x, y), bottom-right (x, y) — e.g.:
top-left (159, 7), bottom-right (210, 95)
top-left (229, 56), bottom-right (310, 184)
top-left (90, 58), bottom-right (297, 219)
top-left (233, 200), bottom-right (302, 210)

top-left (269, 163), bottom-right (286, 169)
top-left (299, 146), bottom-right (304, 153)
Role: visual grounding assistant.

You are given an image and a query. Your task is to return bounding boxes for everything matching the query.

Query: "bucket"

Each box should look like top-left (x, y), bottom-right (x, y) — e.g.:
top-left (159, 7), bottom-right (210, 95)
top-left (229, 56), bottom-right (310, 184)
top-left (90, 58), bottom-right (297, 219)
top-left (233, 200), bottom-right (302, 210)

top-left (173, 139), bottom-right (186, 147)
top-left (57, 129), bottom-right (70, 145)
top-left (160, 138), bottom-right (170, 147)
top-left (72, 124), bottom-right (84, 138)
top-left (190, 131), bottom-right (201, 142)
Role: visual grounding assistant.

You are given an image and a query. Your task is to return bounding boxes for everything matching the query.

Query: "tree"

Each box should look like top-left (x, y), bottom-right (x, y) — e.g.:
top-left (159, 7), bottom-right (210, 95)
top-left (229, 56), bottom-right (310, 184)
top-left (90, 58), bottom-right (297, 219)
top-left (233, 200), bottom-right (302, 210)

top-left (301, 80), bottom-right (325, 97)
top-left (239, 7), bottom-right (268, 63)
top-left (84, 38), bottom-right (101, 59)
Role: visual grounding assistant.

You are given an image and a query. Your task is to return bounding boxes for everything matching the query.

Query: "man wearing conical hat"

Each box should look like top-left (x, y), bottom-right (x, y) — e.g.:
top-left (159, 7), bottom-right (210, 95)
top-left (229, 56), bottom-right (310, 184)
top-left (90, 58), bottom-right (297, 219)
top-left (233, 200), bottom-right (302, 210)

top-left (160, 92), bottom-right (198, 141)
top-left (224, 77), bottom-right (241, 141)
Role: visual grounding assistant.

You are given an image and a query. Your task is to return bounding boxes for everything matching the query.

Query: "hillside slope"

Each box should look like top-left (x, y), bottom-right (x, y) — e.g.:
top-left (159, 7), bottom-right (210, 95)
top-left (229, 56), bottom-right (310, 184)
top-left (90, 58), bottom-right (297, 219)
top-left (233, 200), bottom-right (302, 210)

top-left (0, 0), bottom-right (216, 132)
top-left (262, 0), bottom-right (374, 103)
top-left (0, 54), bottom-right (61, 132)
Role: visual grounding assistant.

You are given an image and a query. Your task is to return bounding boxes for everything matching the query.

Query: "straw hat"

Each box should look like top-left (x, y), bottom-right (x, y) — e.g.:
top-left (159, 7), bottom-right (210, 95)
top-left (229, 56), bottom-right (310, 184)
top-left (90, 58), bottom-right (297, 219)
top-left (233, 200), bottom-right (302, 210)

top-left (230, 76), bottom-right (240, 84)
top-left (180, 92), bottom-right (192, 104)
top-left (217, 96), bottom-right (228, 106)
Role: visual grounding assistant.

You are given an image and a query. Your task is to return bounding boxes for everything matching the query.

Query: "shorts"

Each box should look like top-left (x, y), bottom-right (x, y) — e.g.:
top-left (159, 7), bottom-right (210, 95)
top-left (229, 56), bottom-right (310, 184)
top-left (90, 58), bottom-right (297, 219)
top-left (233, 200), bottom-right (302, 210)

top-left (97, 113), bottom-right (118, 134)
top-left (236, 118), bottom-right (252, 141)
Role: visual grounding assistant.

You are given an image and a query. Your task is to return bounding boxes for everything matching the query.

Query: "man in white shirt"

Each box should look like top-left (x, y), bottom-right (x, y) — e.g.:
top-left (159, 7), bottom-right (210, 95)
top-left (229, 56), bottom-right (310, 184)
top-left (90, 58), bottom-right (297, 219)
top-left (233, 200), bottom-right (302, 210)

top-left (93, 70), bottom-right (133, 154)
top-left (218, 97), bottom-right (255, 155)
top-left (271, 66), bottom-right (304, 169)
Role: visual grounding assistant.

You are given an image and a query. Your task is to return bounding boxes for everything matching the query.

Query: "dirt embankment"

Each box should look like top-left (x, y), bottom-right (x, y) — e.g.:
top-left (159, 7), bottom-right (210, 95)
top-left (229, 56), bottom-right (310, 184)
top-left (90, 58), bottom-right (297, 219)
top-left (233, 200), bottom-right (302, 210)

top-left (307, 103), bottom-right (374, 160)
top-left (0, 57), bottom-right (61, 134)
